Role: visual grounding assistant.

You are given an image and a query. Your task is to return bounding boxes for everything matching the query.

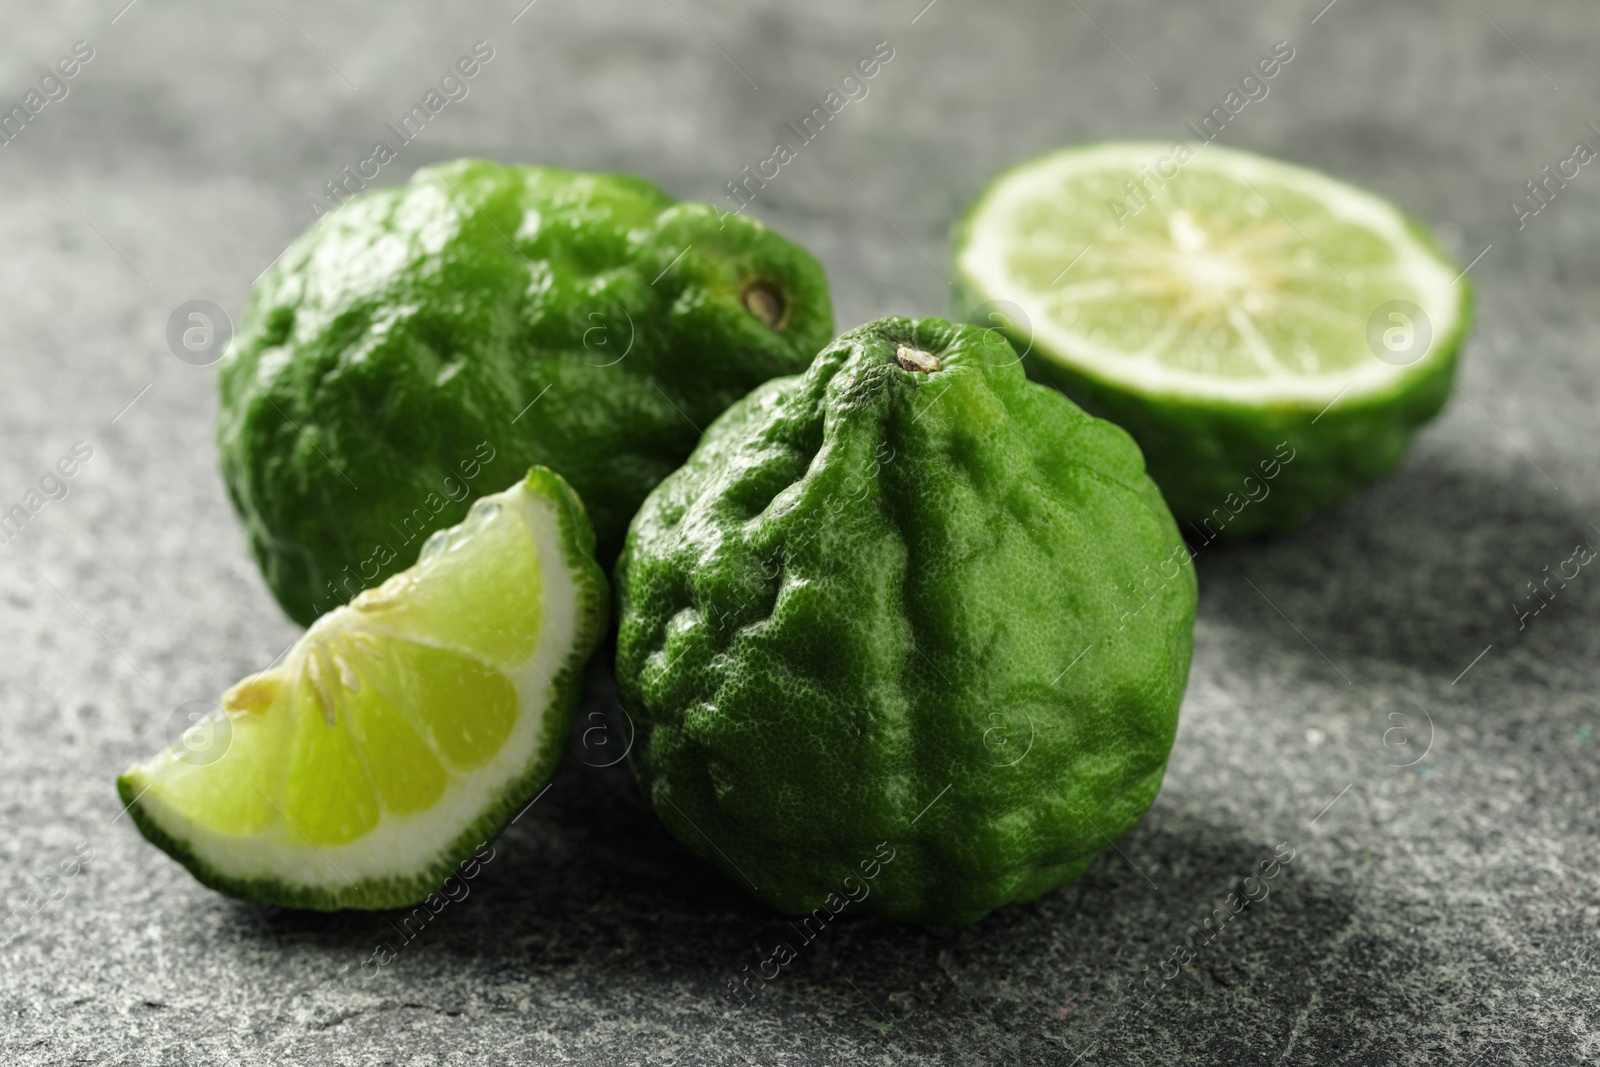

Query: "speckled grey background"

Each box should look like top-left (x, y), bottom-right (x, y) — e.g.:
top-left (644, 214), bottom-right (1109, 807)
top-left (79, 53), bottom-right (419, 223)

top-left (1, 0), bottom-right (1597, 1063)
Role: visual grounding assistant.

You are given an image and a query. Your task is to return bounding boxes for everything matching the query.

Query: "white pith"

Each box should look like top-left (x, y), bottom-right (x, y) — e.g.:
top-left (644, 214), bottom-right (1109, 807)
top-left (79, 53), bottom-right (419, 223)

top-left (126, 483), bottom-right (580, 891)
top-left (956, 142), bottom-right (1463, 405)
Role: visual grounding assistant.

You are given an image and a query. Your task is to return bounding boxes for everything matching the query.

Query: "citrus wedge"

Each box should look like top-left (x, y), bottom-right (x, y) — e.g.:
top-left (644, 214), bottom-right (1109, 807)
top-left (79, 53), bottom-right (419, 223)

top-left (116, 466), bottom-right (607, 910)
top-left (953, 142), bottom-right (1472, 535)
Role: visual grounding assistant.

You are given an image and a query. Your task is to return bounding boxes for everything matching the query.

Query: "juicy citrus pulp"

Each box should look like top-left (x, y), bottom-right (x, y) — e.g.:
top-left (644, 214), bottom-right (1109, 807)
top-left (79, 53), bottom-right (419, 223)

top-left (953, 142), bottom-right (1471, 533)
top-left (955, 141), bottom-right (1464, 403)
top-left (117, 466), bottom-right (607, 910)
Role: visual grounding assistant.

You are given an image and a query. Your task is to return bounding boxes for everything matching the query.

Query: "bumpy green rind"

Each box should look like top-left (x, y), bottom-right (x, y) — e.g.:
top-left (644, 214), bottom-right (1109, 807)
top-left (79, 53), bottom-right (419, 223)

top-left (220, 160), bottom-right (832, 625)
top-left (115, 466), bottom-right (609, 911)
top-left (615, 316), bottom-right (1197, 924)
top-left (953, 174), bottom-right (1474, 538)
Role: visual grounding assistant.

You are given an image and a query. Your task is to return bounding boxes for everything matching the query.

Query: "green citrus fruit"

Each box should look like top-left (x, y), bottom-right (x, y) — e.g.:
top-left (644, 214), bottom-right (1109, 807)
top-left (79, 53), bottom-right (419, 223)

top-left (615, 316), bottom-right (1196, 924)
top-left (116, 467), bottom-right (607, 911)
top-left (221, 160), bottom-right (832, 625)
top-left (953, 142), bottom-right (1472, 537)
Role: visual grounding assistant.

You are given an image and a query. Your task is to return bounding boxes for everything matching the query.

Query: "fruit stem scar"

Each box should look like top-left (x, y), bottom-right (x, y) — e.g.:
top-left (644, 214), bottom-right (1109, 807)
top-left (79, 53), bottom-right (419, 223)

top-left (895, 343), bottom-right (941, 373)
top-left (740, 281), bottom-right (787, 330)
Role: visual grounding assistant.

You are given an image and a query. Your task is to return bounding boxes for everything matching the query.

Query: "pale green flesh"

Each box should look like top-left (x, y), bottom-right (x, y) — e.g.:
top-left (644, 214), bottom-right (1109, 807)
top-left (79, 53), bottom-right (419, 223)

top-left (957, 142), bottom-right (1463, 405)
top-left (119, 476), bottom-right (582, 895)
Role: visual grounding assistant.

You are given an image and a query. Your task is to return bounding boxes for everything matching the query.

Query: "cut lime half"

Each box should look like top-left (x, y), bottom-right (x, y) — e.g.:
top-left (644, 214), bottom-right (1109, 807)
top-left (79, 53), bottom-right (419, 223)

top-left (954, 142), bottom-right (1472, 535)
top-left (117, 467), bottom-right (607, 910)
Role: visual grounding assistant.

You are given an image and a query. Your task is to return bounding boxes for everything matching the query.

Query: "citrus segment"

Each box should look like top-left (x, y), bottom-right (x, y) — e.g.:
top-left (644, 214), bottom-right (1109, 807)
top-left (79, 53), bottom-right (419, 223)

top-left (116, 466), bottom-right (607, 910)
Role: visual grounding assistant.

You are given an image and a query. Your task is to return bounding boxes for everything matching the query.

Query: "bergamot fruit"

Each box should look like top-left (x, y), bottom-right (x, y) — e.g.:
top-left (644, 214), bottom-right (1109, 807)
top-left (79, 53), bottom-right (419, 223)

top-left (220, 160), bottom-right (832, 625)
top-left (615, 316), bottom-right (1196, 924)
top-left (953, 142), bottom-right (1471, 537)
top-left (117, 467), bottom-right (606, 910)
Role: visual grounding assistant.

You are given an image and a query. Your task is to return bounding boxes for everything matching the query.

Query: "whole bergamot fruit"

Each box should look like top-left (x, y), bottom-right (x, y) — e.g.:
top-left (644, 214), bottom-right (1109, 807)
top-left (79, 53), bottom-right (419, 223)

top-left (220, 160), bottom-right (832, 625)
top-left (615, 315), bottom-right (1197, 924)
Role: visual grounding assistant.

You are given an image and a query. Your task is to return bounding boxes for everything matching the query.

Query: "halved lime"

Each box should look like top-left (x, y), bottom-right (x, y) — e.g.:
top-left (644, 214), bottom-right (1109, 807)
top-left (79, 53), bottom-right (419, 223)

top-left (117, 467), bottom-right (607, 910)
top-left (953, 142), bottom-right (1472, 536)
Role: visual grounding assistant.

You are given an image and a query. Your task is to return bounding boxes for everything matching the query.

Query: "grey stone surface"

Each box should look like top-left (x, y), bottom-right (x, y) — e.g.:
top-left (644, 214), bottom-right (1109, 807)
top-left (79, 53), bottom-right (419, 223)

top-left (1, 0), bottom-right (1597, 1063)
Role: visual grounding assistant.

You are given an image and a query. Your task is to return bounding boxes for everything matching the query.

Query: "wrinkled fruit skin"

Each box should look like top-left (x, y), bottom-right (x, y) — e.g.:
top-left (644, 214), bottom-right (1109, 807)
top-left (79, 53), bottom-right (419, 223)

top-left (615, 316), bottom-right (1197, 924)
top-left (219, 160), bottom-right (833, 625)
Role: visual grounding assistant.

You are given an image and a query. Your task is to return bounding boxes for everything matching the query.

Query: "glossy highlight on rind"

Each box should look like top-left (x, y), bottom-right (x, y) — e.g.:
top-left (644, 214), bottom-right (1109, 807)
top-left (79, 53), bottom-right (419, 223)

top-left (219, 160), bottom-right (833, 626)
top-left (615, 316), bottom-right (1198, 925)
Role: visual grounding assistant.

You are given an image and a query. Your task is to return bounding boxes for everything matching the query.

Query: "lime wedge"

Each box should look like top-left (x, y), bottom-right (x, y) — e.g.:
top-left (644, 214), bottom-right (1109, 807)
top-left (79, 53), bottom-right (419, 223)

top-left (116, 467), bottom-right (607, 910)
top-left (953, 142), bottom-right (1472, 535)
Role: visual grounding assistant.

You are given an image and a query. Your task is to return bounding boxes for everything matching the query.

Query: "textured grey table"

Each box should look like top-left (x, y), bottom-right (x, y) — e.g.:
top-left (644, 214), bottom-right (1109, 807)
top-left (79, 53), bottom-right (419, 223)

top-left (2, 1), bottom-right (1597, 1064)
